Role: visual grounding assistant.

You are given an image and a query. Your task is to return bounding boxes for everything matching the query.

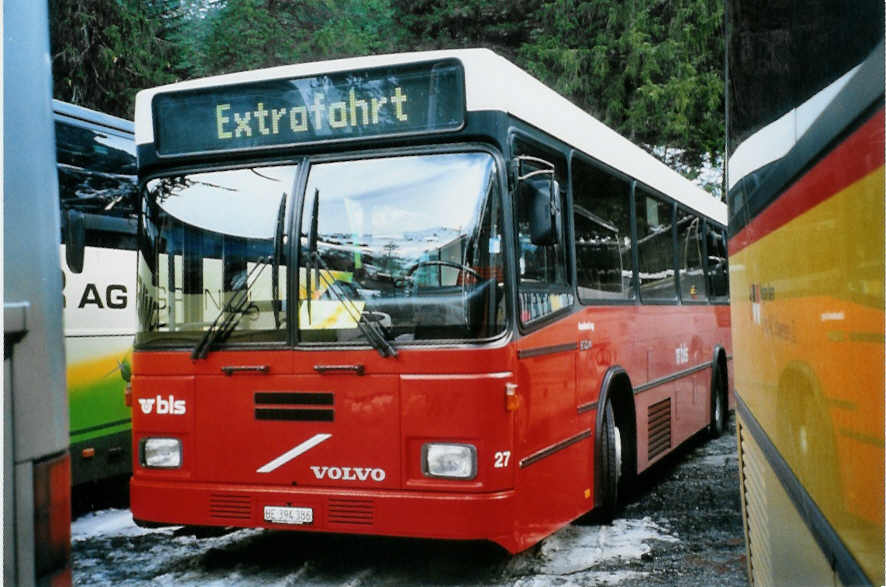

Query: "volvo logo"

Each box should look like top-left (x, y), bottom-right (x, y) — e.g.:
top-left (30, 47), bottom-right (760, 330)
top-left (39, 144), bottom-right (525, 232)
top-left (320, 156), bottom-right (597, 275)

top-left (310, 466), bottom-right (386, 482)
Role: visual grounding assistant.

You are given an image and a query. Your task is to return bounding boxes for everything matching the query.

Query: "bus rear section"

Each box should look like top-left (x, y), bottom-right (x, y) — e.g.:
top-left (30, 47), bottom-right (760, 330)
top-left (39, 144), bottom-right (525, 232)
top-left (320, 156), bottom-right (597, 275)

top-left (130, 49), bottom-right (731, 553)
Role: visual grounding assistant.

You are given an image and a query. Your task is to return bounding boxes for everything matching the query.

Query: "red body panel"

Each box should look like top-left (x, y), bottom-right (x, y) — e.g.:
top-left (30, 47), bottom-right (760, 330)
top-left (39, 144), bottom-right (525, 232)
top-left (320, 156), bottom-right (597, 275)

top-left (131, 304), bottom-right (730, 552)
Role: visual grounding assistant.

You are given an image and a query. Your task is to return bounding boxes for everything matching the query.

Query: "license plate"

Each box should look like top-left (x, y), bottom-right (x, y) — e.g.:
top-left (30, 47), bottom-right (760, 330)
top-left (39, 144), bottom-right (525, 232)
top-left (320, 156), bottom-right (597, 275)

top-left (263, 506), bottom-right (313, 525)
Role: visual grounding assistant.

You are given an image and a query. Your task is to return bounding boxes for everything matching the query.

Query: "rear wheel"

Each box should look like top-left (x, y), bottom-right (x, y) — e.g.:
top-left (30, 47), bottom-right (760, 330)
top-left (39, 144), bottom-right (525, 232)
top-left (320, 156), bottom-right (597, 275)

top-left (709, 367), bottom-right (727, 438)
top-left (598, 400), bottom-right (622, 522)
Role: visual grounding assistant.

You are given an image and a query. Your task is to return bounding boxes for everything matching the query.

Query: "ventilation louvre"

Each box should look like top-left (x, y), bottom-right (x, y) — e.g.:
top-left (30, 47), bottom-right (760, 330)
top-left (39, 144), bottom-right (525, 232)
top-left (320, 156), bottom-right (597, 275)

top-left (254, 392), bottom-right (334, 421)
top-left (327, 497), bottom-right (374, 527)
top-left (209, 493), bottom-right (252, 520)
top-left (647, 398), bottom-right (672, 461)
top-left (740, 422), bottom-right (773, 586)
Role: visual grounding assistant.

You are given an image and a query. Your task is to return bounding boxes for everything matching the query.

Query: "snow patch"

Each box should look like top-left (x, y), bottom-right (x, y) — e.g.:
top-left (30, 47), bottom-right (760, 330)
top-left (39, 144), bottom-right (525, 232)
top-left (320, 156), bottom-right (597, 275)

top-left (649, 146), bottom-right (724, 199)
top-left (535, 517), bottom-right (679, 576)
top-left (699, 454), bottom-right (736, 468)
top-left (71, 509), bottom-right (178, 542)
top-left (512, 570), bottom-right (647, 586)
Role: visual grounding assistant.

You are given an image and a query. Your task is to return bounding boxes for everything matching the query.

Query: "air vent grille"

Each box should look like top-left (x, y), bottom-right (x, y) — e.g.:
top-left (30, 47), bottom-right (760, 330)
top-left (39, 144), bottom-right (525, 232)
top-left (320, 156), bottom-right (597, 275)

top-left (327, 497), bottom-right (374, 527)
top-left (647, 398), bottom-right (672, 461)
top-left (209, 493), bottom-right (252, 520)
top-left (740, 422), bottom-right (773, 586)
top-left (254, 392), bottom-right (334, 421)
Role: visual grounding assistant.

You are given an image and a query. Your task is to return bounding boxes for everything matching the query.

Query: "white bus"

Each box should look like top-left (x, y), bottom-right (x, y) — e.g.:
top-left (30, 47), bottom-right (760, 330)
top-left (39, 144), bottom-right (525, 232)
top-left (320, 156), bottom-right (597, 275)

top-left (56, 100), bottom-right (138, 497)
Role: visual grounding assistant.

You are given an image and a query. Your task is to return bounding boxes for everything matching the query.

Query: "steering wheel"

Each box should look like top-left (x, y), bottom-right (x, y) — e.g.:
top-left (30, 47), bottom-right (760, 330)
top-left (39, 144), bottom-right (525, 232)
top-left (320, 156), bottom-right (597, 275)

top-left (405, 260), bottom-right (484, 332)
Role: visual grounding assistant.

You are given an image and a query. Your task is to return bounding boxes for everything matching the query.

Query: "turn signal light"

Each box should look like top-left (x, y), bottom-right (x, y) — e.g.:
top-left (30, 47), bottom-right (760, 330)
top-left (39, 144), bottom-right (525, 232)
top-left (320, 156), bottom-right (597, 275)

top-left (505, 383), bottom-right (520, 412)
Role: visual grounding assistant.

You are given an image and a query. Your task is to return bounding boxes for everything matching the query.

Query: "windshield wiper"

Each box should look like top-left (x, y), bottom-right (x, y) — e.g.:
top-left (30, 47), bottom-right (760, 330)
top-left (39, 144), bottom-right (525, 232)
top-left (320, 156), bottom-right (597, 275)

top-left (304, 189), bottom-right (396, 358)
top-left (313, 254), bottom-right (397, 358)
top-left (191, 256), bottom-right (270, 360)
top-left (272, 192), bottom-right (286, 329)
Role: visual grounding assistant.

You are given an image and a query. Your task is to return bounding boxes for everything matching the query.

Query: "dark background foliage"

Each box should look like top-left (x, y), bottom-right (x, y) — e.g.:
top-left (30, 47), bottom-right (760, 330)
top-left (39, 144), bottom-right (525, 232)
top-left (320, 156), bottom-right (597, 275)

top-left (50, 0), bottom-right (724, 191)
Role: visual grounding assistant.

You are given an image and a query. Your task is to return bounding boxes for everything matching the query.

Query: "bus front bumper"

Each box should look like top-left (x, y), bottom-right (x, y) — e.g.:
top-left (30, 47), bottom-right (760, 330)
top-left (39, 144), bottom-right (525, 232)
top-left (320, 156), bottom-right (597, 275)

top-left (130, 478), bottom-right (522, 552)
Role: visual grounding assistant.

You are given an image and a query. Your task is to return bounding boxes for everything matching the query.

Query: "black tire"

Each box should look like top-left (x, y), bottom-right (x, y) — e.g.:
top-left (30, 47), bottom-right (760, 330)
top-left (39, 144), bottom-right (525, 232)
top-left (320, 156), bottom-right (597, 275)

top-left (598, 400), bottom-right (621, 523)
top-left (708, 366), bottom-right (727, 438)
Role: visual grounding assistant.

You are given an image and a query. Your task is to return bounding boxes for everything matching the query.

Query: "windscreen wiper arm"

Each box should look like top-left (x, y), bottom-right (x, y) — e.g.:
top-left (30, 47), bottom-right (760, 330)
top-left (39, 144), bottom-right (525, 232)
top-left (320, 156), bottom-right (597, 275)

top-left (304, 189), bottom-right (396, 358)
top-left (192, 256), bottom-right (270, 360)
top-left (309, 252), bottom-right (397, 358)
top-left (272, 192), bottom-right (286, 329)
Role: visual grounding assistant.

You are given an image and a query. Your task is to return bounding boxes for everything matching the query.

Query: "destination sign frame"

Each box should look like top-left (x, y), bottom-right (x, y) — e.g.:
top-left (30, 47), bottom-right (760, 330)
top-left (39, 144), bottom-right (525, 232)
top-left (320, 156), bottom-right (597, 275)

top-left (152, 59), bottom-right (466, 157)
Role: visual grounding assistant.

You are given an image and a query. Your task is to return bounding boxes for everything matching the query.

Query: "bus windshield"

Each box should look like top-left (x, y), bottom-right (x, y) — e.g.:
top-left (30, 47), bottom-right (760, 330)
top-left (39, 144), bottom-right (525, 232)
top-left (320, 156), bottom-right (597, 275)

top-left (136, 165), bottom-right (296, 347)
top-left (299, 151), bottom-right (506, 344)
top-left (136, 151), bottom-right (507, 349)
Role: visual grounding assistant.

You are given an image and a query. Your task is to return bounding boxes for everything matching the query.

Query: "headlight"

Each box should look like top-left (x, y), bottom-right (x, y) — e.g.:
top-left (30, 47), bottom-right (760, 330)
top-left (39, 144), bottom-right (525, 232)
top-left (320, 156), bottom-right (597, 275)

top-left (140, 438), bottom-right (181, 468)
top-left (422, 443), bottom-right (477, 479)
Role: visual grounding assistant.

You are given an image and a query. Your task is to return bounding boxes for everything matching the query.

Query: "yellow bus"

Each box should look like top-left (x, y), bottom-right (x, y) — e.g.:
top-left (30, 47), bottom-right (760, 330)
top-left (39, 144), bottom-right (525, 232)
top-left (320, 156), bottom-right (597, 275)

top-left (726, 1), bottom-right (884, 584)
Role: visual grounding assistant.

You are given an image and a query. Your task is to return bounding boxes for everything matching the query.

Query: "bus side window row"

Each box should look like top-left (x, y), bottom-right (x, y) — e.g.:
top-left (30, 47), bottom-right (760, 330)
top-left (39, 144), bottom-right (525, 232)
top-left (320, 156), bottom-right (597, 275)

top-left (571, 156), bottom-right (729, 305)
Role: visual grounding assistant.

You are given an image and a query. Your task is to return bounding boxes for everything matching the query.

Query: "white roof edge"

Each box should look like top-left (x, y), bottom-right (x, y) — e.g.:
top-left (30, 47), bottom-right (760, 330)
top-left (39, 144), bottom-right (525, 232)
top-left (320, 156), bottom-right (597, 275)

top-left (134, 50), bottom-right (493, 145)
top-left (727, 62), bottom-right (860, 191)
top-left (135, 48), bottom-right (725, 224)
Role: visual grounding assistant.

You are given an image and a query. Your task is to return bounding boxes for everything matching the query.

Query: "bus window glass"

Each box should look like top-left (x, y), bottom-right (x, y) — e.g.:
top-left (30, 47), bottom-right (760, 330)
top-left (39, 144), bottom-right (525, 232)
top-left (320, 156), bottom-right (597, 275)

top-left (636, 190), bottom-right (677, 302)
top-left (56, 119), bottom-right (138, 250)
top-left (571, 158), bottom-right (634, 301)
top-left (299, 152), bottom-right (506, 342)
top-left (514, 146), bottom-right (571, 323)
top-left (705, 223), bottom-right (729, 300)
top-left (136, 165), bottom-right (296, 346)
top-left (676, 208), bottom-right (707, 302)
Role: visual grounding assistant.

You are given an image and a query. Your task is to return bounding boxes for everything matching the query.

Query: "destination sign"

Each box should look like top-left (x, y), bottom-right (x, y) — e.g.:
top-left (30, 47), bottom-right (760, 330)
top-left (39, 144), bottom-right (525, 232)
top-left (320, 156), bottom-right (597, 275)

top-left (152, 60), bottom-right (465, 156)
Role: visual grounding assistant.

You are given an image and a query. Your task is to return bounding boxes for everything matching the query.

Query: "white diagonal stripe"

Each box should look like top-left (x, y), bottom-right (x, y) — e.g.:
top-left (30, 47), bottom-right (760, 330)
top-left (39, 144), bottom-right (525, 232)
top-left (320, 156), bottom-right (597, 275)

top-left (256, 433), bottom-right (332, 473)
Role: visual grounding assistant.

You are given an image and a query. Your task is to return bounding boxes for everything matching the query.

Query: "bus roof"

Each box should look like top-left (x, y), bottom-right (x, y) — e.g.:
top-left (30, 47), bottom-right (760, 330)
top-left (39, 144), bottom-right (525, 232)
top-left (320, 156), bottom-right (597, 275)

top-left (135, 49), bottom-right (725, 224)
top-left (54, 99), bottom-right (134, 135)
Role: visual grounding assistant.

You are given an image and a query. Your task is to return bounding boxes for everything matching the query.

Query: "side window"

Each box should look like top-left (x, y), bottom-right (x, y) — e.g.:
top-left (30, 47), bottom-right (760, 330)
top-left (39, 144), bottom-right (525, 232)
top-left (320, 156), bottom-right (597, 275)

top-left (57, 118), bottom-right (138, 254)
top-left (705, 223), bottom-right (729, 301)
top-left (571, 157), bottom-right (635, 301)
top-left (513, 139), bottom-right (572, 324)
top-left (676, 208), bottom-right (707, 302)
top-left (635, 189), bottom-right (677, 302)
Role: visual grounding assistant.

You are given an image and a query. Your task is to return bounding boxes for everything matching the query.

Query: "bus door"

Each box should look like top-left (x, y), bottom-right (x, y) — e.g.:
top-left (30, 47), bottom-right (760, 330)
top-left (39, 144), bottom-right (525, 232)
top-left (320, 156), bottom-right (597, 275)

top-left (511, 144), bottom-right (580, 514)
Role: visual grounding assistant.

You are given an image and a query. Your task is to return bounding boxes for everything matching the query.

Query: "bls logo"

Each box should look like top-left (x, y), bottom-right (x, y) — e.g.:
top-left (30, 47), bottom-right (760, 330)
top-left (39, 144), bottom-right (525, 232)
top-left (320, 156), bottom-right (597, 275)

top-left (138, 395), bottom-right (187, 415)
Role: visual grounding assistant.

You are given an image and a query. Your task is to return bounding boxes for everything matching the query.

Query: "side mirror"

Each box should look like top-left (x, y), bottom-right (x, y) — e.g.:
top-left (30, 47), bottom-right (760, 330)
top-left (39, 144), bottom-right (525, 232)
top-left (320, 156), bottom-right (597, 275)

top-left (64, 208), bottom-right (85, 274)
top-left (524, 177), bottom-right (560, 246)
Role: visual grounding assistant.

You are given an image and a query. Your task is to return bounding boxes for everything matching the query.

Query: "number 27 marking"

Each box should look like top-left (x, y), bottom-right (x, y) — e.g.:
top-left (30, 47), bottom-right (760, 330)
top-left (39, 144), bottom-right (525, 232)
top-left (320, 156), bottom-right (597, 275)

top-left (494, 451), bottom-right (511, 468)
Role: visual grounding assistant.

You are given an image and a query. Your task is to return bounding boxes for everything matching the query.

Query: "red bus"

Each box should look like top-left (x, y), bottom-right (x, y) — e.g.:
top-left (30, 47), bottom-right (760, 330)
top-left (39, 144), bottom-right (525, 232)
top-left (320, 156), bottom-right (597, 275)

top-left (129, 50), bottom-right (731, 553)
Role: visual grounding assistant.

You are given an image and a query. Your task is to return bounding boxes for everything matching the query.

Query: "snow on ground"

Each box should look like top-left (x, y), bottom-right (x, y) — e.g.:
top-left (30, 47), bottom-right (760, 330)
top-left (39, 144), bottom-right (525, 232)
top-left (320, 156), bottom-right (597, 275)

top-left (536, 517), bottom-right (679, 575)
top-left (505, 516), bottom-right (680, 585)
top-left (71, 509), bottom-right (169, 542)
top-left (72, 509), bottom-right (681, 586)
